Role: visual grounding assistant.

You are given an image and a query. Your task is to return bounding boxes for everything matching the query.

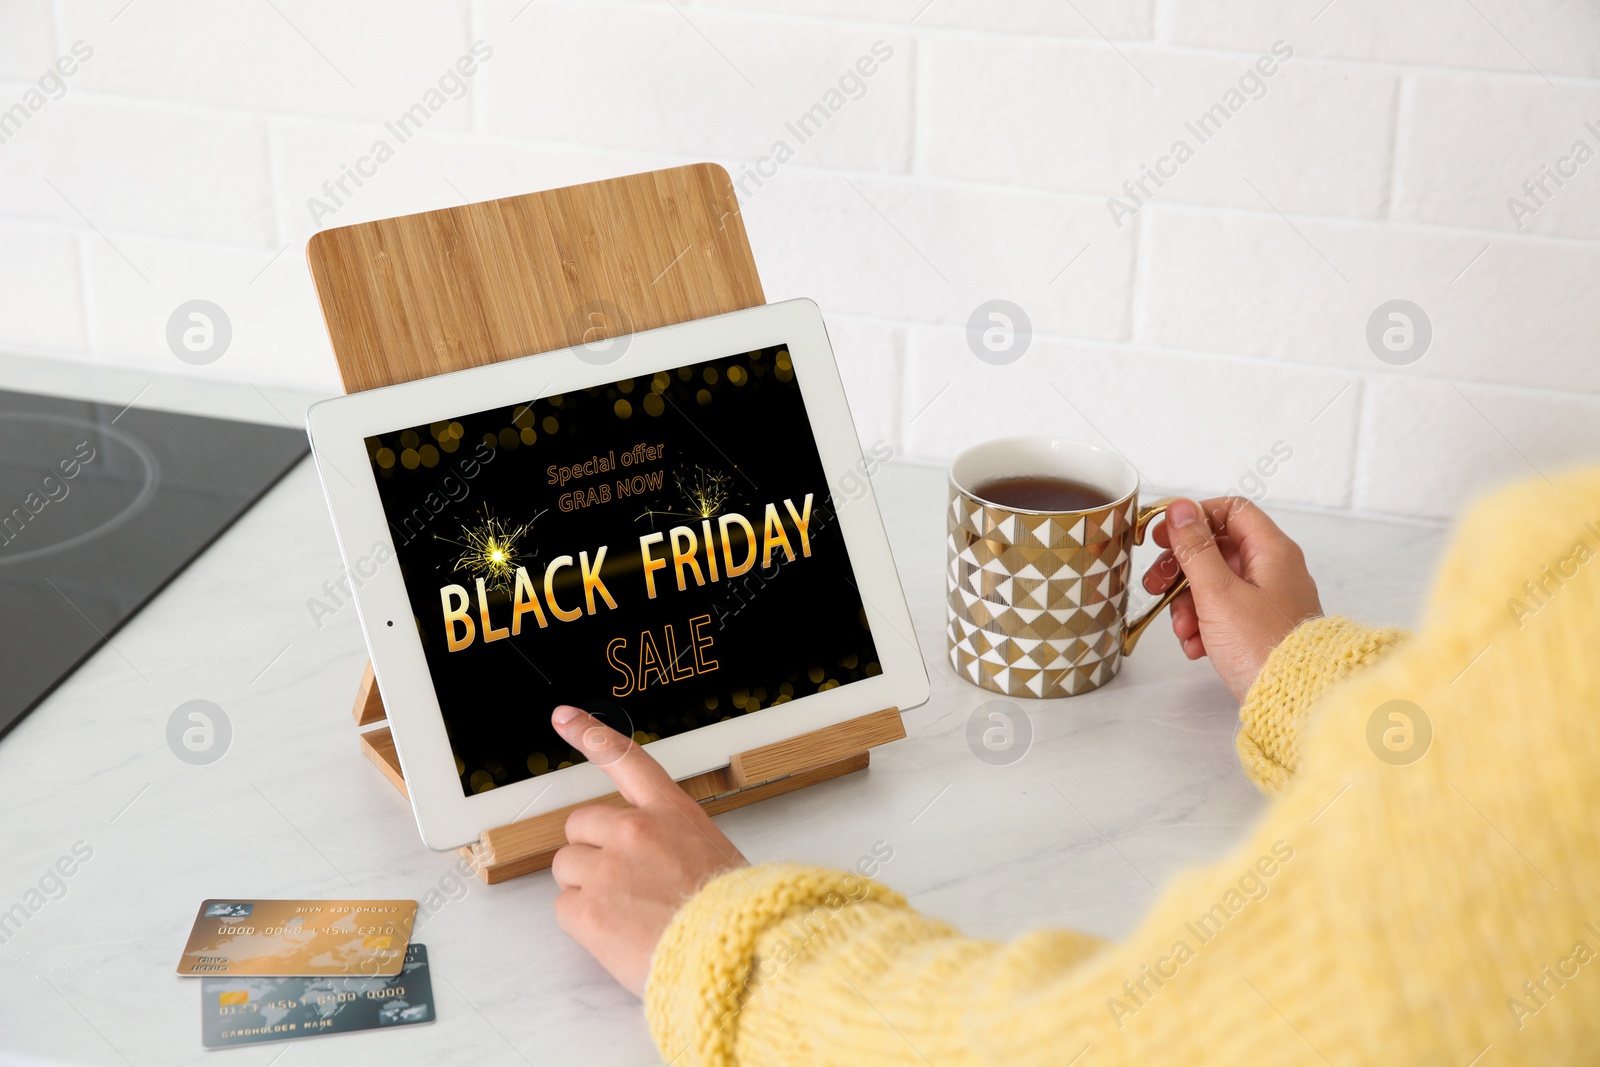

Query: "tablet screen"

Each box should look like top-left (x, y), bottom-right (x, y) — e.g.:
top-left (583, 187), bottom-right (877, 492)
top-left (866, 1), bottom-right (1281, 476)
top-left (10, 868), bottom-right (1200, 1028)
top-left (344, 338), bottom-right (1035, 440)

top-left (363, 345), bottom-right (882, 796)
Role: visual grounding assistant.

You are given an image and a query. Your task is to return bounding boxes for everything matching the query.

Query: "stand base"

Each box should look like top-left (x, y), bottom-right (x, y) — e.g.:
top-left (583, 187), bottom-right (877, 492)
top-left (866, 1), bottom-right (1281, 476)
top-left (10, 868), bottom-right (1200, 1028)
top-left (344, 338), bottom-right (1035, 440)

top-left (359, 707), bottom-right (904, 884)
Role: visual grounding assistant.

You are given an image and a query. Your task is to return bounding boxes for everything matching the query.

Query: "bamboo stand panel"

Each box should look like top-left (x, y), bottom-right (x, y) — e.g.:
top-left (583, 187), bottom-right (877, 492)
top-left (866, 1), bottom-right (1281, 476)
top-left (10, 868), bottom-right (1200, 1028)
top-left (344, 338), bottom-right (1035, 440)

top-left (306, 163), bottom-right (765, 394)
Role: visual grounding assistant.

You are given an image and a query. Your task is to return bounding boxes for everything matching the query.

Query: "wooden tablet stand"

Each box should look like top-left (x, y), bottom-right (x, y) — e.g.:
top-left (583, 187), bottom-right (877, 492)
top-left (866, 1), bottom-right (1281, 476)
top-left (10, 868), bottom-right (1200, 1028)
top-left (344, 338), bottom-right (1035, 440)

top-left (306, 164), bottom-right (906, 884)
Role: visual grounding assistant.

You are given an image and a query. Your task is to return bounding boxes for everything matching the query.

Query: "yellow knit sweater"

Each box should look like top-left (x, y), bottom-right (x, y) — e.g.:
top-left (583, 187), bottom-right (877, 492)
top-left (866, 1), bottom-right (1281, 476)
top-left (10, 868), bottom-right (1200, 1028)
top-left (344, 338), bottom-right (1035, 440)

top-left (646, 471), bottom-right (1600, 1065)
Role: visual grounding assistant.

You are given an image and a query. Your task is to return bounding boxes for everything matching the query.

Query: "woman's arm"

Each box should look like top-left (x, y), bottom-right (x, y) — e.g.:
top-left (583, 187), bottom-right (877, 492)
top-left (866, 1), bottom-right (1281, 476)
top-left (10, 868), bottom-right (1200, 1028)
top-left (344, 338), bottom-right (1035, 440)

top-left (544, 705), bottom-right (1113, 1066)
top-left (555, 473), bottom-right (1600, 1065)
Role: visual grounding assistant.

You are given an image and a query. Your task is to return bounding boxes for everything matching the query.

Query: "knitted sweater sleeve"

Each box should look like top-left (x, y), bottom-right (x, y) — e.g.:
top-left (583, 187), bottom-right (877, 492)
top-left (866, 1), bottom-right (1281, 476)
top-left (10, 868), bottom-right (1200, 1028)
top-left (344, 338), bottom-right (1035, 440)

top-left (644, 618), bottom-right (1410, 1066)
top-left (645, 862), bottom-right (1107, 1066)
top-left (1234, 616), bottom-right (1405, 793)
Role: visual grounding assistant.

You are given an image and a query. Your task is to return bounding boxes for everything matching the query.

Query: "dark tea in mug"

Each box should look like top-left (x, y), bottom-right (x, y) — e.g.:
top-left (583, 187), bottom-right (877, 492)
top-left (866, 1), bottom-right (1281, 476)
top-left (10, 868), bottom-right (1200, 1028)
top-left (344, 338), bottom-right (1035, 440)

top-left (971, 475), bottom-right (1112, 513)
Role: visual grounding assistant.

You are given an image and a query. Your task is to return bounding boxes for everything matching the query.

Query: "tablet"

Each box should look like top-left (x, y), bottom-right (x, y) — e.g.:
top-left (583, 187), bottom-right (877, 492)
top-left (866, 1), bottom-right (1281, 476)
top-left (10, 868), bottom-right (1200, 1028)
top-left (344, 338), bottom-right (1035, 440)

top-left (307, 299), bottom-right (929, 849)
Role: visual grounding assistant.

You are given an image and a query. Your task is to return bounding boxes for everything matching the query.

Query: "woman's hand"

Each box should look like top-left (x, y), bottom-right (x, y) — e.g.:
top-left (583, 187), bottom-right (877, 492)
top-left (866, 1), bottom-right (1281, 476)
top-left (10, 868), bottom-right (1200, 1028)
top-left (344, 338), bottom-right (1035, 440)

top-left (1142, 496), bottom-right (1323, 701)
top-left (548, 705), bottom-right (747, 997)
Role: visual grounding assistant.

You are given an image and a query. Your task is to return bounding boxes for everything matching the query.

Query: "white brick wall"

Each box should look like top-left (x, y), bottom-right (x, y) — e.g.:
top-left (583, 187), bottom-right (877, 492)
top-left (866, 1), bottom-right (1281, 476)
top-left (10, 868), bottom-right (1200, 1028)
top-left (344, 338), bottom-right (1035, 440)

top-left (1, 0), bottom-right (1595, 521)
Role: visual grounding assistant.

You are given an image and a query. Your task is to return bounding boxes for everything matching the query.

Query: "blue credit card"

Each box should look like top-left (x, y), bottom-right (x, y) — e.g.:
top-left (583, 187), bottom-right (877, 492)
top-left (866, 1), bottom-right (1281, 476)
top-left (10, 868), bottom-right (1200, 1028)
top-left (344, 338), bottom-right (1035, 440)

top-left (200, 943), bottom-right (435, 1048)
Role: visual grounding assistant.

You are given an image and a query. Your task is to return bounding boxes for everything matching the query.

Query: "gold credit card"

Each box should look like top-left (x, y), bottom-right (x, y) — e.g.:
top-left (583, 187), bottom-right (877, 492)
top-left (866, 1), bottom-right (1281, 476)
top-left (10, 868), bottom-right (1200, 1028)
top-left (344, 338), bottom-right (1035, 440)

top-left (177, 900), bottom-right (418, 977)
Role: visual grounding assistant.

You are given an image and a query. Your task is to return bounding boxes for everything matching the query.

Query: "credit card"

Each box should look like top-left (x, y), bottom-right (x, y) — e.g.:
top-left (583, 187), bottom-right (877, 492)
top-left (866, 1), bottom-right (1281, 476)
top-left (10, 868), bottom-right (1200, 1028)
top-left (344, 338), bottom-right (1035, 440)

top-left (200, 943), bottom-right (436, 1048)
top-left (177, 899), bottom-right (418, 977)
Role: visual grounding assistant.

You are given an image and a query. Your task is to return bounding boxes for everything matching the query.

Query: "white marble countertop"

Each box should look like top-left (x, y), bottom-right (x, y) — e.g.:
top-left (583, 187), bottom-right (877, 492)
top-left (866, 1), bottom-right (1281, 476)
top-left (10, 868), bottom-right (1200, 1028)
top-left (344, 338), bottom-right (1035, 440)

top-left (0, 354), bottom-right (1448, 1066)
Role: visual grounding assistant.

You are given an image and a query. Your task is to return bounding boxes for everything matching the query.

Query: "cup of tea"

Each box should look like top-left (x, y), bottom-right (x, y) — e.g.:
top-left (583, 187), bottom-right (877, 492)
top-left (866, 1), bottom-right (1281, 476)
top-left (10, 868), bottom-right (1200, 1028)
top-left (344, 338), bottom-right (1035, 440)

top-left (946, 436), bottom-right (1187, 699)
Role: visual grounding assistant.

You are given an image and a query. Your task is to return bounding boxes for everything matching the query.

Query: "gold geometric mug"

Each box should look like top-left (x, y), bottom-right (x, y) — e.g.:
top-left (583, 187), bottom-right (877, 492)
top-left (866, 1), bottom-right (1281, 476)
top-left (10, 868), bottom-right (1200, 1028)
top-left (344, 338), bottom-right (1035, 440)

top-left (947, 437), bottom-right (1187, 699)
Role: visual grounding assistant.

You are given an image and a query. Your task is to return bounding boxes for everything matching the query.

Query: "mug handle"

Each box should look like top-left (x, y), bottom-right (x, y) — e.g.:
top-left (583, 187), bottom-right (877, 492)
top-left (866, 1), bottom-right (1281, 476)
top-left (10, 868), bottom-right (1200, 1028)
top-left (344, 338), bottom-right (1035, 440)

top-left (1121, 496), bottom-right (1189, 657)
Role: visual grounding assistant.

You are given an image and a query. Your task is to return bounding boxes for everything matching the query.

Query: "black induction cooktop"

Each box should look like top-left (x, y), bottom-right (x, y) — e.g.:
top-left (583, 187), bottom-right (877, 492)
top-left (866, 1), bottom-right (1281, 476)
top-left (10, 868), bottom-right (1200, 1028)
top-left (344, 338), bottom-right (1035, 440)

top-left (0, 388), bottom-right (309, 740)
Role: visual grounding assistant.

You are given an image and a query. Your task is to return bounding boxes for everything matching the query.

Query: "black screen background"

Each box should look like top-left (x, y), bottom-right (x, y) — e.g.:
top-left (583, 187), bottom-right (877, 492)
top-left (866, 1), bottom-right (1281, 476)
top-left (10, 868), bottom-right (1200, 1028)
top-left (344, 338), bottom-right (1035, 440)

top-left (364, 345), bottom-right (880, 796)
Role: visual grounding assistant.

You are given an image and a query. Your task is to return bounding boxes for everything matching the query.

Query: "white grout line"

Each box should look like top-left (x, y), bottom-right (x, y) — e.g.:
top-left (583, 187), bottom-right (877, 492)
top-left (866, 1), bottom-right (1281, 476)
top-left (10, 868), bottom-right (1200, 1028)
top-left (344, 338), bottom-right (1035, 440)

top-left (822, 309), bottom-right (1600, 407)
top-left (3, 141), bottom-right (1598, 255)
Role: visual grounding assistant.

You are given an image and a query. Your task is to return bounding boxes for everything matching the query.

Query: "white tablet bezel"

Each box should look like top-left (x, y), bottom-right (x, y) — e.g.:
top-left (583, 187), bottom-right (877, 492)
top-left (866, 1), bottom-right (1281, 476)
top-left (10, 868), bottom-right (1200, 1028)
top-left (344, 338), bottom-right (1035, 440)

top-left (307, 298), bottom-right (929, 850)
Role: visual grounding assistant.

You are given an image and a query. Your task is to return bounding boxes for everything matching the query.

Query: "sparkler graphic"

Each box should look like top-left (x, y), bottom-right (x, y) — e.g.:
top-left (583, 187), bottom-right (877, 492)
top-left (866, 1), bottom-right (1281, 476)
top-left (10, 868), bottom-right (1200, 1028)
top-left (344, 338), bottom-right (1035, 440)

top-left (679, 465), bottom-right (733, 518)
top-left (438, 510), bottom-right (533, 591)
top-left (637, 465), bottom-right (735, 527)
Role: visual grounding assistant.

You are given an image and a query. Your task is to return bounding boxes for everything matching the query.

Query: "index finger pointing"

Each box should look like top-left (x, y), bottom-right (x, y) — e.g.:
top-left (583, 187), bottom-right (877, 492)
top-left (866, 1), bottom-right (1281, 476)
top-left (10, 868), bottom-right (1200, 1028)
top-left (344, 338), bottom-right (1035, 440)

top-left (551, 705), bottom-right (686, 811)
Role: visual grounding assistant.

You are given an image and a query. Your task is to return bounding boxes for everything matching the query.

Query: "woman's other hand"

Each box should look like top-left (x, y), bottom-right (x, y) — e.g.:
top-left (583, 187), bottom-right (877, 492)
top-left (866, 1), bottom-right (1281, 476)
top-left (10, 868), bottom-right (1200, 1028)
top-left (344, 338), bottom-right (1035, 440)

top-left (1142, 497), bottom-right (1322, 700)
